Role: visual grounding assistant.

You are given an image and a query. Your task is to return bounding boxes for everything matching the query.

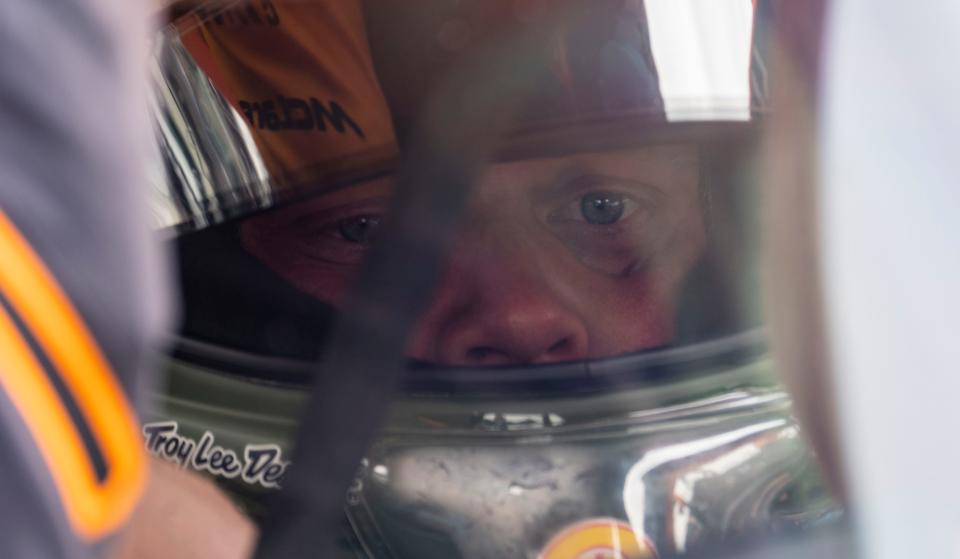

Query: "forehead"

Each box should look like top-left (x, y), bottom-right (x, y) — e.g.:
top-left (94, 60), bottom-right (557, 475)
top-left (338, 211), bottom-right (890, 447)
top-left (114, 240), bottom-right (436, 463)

top-left (480, 143), bottom-right (700, 188)
top-left (267, 143), bottom-right (701, 219)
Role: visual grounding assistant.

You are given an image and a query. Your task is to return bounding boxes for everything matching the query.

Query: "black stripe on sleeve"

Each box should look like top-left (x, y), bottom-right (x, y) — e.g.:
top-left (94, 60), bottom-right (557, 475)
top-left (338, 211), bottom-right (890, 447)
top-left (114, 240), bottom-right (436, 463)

top-left (0, 291), bottom-right (109, 483)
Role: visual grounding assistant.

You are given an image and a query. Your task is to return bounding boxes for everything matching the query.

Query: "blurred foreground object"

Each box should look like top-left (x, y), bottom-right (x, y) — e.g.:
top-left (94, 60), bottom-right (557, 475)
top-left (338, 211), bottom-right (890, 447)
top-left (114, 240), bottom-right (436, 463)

top-left (0, 0), bottom-right (159, 556)
top-left (819, 1), bottom-right (960, 558)
top-left (0, 1), bottom-right (259, 558)
top-left (766, 0), bottom-right (960, 558)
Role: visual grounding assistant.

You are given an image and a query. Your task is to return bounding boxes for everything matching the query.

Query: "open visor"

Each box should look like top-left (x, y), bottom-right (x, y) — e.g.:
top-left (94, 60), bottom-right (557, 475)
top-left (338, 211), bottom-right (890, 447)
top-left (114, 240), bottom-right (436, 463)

top-left (152, 0), bottom-right (768, 231)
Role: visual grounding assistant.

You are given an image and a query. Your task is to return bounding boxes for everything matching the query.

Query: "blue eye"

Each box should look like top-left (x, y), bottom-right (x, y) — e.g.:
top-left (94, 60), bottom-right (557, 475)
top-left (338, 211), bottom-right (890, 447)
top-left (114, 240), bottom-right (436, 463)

top-left (580, 192), bottom-right (626, 225)
top-left (337, 215), bottom-right (381, 243)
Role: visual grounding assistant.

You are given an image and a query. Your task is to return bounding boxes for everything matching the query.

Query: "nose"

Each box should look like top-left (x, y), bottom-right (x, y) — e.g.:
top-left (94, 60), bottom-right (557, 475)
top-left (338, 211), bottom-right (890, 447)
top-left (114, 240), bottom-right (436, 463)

top-left (408, 226), bottom-right (589, 366)
top-left (436, 300), bottom-right (589, 365)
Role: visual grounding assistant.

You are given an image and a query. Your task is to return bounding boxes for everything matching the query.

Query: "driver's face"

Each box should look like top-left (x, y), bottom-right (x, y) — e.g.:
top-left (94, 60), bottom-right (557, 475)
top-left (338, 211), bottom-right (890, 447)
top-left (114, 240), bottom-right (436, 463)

top-left (240, 143), bottom-right (705, 365)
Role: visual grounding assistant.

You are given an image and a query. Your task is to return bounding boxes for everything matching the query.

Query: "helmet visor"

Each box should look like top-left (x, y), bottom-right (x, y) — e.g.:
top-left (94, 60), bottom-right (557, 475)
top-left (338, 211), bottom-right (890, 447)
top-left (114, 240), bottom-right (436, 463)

top-left (145, 1), bottom-right (839, 558)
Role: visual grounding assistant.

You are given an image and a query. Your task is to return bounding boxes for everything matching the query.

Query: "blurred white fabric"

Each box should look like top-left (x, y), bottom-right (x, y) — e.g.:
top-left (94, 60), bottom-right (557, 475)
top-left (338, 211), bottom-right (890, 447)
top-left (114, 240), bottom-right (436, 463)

top-left (819, 2), bottom-right (960, 558)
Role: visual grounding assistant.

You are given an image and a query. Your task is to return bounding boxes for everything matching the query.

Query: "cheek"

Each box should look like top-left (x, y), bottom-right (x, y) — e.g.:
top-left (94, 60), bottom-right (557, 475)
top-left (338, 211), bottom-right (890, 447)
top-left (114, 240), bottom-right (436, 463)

top-left (273, 259), bottom-right (356, 306)
top-left (642, 189), bottom-right (708, 299)
top-left (563, 220), bottom-right (706, 357)
top-left (571, 274), bottom-right (676, 356)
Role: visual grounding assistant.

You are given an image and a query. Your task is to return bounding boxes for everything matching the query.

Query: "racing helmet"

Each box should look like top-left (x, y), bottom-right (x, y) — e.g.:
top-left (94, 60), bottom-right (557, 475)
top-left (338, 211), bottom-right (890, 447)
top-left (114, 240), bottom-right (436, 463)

top-left (146, 0), bottom-right (841, 557)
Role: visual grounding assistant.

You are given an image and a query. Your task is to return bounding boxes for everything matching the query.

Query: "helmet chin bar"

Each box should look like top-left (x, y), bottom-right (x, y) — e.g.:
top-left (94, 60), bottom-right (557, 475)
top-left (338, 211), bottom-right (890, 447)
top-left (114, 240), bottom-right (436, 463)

top-left (152, 327), bottom-right (840, 558)
top-left (346, 389), bottom-right (835, 558)
top-left (173, 328), bottom-right (768, 399)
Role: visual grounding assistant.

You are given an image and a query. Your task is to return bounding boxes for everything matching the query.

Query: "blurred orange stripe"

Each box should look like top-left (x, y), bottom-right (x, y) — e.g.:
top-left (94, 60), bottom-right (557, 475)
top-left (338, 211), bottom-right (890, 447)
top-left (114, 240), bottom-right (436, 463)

top-left (0, 210), bottom-right (145, 540)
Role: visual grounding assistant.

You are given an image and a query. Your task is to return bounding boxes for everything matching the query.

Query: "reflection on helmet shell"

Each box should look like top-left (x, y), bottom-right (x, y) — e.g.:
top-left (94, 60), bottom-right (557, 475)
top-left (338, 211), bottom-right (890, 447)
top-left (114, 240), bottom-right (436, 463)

top-left (149, 331), bottom-right (839, 557)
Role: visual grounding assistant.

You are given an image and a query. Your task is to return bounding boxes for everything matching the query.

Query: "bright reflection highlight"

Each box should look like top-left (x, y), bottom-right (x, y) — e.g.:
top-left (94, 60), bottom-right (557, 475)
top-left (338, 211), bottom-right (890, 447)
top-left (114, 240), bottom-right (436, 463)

top-left (672, 442), bottom-right (762, 551)
top-left (622, 419), bottom-right (785, 546)
top-left (644, 0), bottom-right (755, 121)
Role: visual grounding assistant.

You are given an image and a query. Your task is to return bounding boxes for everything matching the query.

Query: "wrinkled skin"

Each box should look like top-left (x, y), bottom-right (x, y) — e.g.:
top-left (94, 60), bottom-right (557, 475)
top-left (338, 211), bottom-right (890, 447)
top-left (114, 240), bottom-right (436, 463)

top-left (241, 143), bottom-right (706, 366)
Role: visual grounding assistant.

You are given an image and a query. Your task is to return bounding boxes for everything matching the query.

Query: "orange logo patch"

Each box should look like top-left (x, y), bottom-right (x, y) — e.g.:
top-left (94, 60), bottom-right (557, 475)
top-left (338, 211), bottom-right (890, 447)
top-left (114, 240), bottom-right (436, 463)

top-left (539, 518), bottom-right (656, 559)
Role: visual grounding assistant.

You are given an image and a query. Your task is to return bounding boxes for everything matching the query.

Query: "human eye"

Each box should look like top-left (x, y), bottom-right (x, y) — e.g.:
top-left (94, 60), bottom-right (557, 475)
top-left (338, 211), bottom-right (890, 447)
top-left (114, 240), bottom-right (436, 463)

top-left (548, 190), bottom-right (641, 226)
top-left (334, 214), bottom-right (383, 244)
top-left (542, 175), bottom-right (664, 275)
top-left (280, 203), bottom-right (386, 265)
top-left (543, 173), bottom-right (662, 229)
